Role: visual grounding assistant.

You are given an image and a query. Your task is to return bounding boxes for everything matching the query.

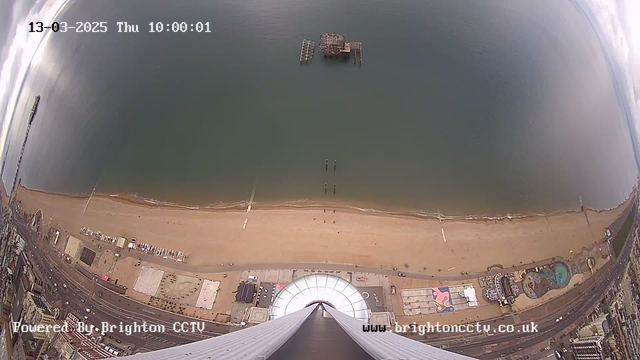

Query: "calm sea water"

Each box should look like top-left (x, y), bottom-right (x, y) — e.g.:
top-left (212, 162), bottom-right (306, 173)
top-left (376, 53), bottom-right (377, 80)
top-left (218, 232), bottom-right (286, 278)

top-left (2, 0), bottom-right (638, 216)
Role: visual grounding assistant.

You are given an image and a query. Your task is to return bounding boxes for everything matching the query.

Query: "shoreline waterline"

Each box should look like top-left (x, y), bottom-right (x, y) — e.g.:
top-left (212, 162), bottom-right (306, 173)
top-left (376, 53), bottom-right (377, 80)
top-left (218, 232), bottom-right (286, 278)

top-left (17, 185), bottom-right (636, 223)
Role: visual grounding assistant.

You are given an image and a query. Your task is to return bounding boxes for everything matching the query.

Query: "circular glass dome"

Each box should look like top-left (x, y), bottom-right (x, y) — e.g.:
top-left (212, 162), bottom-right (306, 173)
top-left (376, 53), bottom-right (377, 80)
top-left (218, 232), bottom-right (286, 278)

top-left (270, 274), bottom-right (369, 322)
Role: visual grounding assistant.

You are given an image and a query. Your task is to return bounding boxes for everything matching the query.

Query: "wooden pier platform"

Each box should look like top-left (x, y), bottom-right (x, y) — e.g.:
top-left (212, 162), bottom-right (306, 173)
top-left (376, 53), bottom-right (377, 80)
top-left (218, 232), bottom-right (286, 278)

top-left (299, 39), bottom-right (315, 63)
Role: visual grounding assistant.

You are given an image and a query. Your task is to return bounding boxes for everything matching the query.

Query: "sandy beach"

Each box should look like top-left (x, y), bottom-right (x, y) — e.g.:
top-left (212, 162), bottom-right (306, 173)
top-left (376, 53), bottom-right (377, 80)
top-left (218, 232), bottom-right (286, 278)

top-left (15, 186), bottom-right (630, 274)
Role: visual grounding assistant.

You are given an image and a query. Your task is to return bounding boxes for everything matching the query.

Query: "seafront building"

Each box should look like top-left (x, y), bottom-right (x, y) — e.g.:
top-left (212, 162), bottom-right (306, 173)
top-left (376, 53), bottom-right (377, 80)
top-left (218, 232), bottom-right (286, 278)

top-left (577, 314), bottom-right (609, 337)
top-left (21, 291), bottom-right (55, 358)
top-left (563, 223), bottom-right (640, 360)
top-left (570, 336), bottom-right (607, 360)
top-left (48, 317), bottom-right (114, 359)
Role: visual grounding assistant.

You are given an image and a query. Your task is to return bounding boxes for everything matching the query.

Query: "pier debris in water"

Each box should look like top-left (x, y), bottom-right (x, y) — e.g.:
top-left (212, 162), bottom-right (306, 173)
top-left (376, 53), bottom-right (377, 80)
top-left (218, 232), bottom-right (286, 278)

top-left (300, 34), bottom-right (362, 66)
top-left (318, 33), bottom-right (362, 66)
top-left (299, 39), bottom-right (315, 63)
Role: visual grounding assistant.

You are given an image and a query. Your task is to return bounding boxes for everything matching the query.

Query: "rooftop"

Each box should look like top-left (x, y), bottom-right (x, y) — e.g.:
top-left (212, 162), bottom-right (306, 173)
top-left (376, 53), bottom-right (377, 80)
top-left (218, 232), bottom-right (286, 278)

top-left (29, 293), bottom-right (52, 316)
top-left (270, 274), bottom-right (369, 323)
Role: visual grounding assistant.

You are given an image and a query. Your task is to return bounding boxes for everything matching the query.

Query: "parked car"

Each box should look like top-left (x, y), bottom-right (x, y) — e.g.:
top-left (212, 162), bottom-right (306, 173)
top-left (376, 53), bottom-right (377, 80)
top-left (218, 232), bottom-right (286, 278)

top-left (356, 277), bottom-right (367, 282)
top-left (390, 285), bottom-right (396, 295)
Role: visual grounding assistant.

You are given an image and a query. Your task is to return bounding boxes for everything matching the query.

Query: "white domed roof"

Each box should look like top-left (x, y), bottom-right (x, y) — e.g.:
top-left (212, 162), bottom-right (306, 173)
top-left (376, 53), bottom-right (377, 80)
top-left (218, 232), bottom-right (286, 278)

top-left (270, 274), bottom-right (369, 322)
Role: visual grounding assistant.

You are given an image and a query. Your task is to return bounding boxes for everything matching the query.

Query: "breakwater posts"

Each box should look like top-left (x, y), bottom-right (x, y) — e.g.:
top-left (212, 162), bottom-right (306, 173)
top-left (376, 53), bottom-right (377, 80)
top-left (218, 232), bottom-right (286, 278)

top-left (300, 39), bottom-right (315, 63)
top-left (11, 95), bottom-right (40, 195)
top-left (323, 159), bottom-right (338, 195)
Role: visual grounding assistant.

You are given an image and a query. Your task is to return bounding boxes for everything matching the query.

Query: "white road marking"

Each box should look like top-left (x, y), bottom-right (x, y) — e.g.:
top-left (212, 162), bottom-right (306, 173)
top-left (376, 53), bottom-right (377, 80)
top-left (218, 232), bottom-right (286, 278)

top-left (441, 228), bottom-right (447, 242)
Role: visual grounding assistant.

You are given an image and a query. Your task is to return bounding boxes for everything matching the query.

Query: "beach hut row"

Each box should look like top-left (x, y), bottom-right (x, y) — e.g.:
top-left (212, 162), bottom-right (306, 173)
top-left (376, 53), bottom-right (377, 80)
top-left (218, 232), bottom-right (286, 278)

top-left (131, 241), bottom-right (188, 262)
top-left (80, 226), bottom-right (188, 261)
top-left (80, 227), bottom-right (126, 248)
